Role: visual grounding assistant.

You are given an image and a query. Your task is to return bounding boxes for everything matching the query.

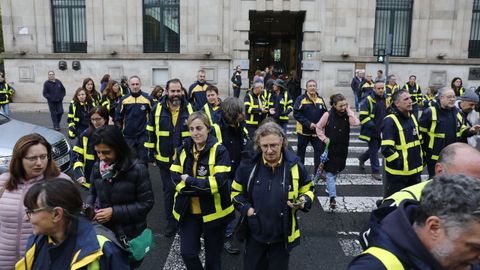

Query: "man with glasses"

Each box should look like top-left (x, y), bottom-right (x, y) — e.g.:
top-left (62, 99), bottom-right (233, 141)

top-left (349, 174), bottom-right (480, 270)
top-left (419, 87), bottom-right (480, 177)
top-left (43, 71), bottom-right (66, 131)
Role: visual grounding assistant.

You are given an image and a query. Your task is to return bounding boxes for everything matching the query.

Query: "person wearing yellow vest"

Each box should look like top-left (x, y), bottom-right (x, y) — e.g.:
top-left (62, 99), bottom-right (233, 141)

top-left (451, 77), bottom-right (465, 97)
top-left (244, 81), bottom-right (269, 136)
top-left (419, 87), bottom-right (480, 177)
top-left (67, 88), bottom-right (95, 139)
top-left (188, 69), bottom-right (211, 111)
top-left (170, 111), bottom-right (233, 270)
top-left (385, 75), bottom-right (399, 98)
top-left (145, 78), bottom-right (193, 238)
top-left (349, 174), bottom-right (480, 270)
top-left (359, 74), bottom-right (374, 102)
top-left (202, 85), bottom-right (222, 125)
top-left (381, 90), bottom-right (424, 197)
top-left (16, 179), bottom-right (130, 270)
top-left (0, 74), bottom-right (14, 116)
top-left (231, 121), bottom-right (314, 270)
top-left (268, 79), bottom-right (294, 133)
top-left (402, 75), bottom-right (422, 119)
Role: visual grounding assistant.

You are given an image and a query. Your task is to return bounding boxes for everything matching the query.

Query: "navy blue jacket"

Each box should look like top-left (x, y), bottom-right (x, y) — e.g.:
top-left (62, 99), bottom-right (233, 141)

top-left (115, 91), bottom-right (153, 138)
top-left (19, 217), bottom-right (130, 270)
top-left (188, 81), bottom-right (211, 110)
top-left (293, 93), bottom-right (327, 135)
top-left (43, 79), bottom-right (66, 102)
top-left (351, 76), bottom-right (365, 98)
top-left (349, 201), bottom-right (449, 270)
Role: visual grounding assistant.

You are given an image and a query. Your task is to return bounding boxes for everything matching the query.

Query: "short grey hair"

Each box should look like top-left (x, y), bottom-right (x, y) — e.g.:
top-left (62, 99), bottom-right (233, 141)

top-left (415, 174), bottom-right (480, 235)
top-left (253, 121), bottom-right (288, 151)
top-left (437, 87), bottom-right (454, 98)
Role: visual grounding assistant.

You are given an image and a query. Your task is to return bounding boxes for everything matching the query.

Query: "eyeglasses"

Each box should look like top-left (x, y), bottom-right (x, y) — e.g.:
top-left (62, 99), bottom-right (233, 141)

top-left (96, 150), bottom-right (112, 155)
top-left (25, 206), bottom-right (52, 220)
top-left (23, 154), bottom-right (49, 162)
top-left (91, 117), bottom-right (104, 122)
top-left (48, 73), bottom-right (55, 76)
top-left (441, 95), bottom-right (456, 100)
top-left (260, 143), bottom-right (281, 151)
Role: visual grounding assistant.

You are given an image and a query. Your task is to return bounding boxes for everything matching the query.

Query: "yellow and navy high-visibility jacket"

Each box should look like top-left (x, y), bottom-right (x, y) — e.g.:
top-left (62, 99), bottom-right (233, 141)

top-left (422, 93), bottom-right (436, 108)
top-left (244, 92), bottom-right (268, 127)
top-left (68, 100), bottom-right (95, 139)
top-left (119, 84), bottom-right (129, 97)
top-left (268, 90), bottom-right (293, 124)
top-left (0, 83), bottom-right (14, 104)
top-left (381, 110), bottom-right (423, 176)
top-left (145, 98), bottom-right (193, 167)
top-left (382, 180), bottom-right (431, 207)
top-left (231, 150), bottom-right (314, 250)
top-left (188, 81), bottom-right (211, 111)
top-left (360, 81), bottom-right (374, 99)
top-left (402, 83), bottom-right (422, 105)
top-left (359, 93), bottom-right (389, 142)
top-left (170, 135), bottom-right (234, 227)
top-left (90, 90), bottom-right (102, 106)
top-left (101, 95), bottom-right (120, 119)
top-left (419, 102), bottom-right (472, 162)
top-left (385, 84), bottom-right (399, 97)
top-left (115, 91), bottom-right (153, 138)
top-left (72, 129), bottom-right (96, 183)
top-left (16, 217), bottom-right (130, 270)
top-left (454, 86), bottom-right (465, 97)
top-left (293, 93), bottom-right (327, 136)
top-left (202, 101), bottom-right (222, 125)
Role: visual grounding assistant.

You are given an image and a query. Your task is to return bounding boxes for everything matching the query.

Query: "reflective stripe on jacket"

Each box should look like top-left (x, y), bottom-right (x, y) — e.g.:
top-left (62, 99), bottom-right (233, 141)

top-left (244, 92), bottom-right (268, 126)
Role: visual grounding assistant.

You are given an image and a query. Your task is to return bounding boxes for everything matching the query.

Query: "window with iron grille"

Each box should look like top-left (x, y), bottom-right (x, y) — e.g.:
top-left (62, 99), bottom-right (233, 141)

top-left (469, 0), bottom-right (480, 58)
top-left (373, 0), bottom-right (413, 57)
top-left (51, 0), bottom-right (87, 53)
top-left (143, 0), bottom-right (180, 53)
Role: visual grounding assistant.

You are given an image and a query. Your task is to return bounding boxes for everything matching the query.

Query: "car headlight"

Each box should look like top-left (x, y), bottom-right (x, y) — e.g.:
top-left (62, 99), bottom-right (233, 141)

top-left (0, 155), bottom-right (12, 167)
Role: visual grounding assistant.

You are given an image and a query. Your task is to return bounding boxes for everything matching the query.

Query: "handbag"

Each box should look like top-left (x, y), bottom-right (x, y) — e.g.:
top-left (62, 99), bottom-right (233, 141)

top-left (120, 228), bottom-right (155, 261)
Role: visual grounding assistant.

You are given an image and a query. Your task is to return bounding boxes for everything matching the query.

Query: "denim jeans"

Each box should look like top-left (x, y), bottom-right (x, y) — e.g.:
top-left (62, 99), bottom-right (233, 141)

top-left (325, 171), bottom-right (337, 198)
top-left (0, 103), bottom-right (9, 116)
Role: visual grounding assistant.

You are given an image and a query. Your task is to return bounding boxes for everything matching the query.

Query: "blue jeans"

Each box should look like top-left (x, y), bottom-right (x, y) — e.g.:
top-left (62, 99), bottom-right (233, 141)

top-left (325, 171), bottom-right (337, 198)
top-left (354, 92), bottom-right (360, 112)
top-left (0, 103), bottom-right (9, 116)
top-left (358, 137), bottom-right (381, 173)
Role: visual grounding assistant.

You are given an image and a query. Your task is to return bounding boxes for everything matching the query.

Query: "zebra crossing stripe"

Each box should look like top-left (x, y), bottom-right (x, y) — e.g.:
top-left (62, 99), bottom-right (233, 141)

top-left (304, 157), bottom-right (383, 167)
top-left (163, 235), bottom-right (205, 270)
top-left (317, 196), bottom-right (382, 213)
top-left (319, 174), bottom-right (382, 185)
top-left (291, 145), bottom-right (368, 153)
top-left (337, 232), bottom-right (363, 257)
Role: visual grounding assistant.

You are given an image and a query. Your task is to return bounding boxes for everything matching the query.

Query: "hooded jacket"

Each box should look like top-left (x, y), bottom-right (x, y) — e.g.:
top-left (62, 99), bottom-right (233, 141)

top-left (349, 201), bottom-right (448, 270)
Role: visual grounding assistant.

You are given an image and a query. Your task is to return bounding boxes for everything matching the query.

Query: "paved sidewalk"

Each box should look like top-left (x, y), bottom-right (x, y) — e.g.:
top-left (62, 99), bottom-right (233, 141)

top-left (9, 102), bottom-right (70, 113)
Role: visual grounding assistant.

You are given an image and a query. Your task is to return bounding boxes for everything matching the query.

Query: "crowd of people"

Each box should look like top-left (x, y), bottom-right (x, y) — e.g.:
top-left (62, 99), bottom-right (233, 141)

top-left (1, 66), bottom-right (480, 269)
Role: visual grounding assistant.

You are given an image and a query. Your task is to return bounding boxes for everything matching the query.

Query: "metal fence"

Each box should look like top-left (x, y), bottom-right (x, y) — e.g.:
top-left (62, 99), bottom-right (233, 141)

top-left (373, 0), bottom-right (413, 57)
top-left (469, 0), bottom-right (480, 58)
top-left (143, 0), bottom-right (180, 53)
top-left (51, 0), bottom-right (87, 53)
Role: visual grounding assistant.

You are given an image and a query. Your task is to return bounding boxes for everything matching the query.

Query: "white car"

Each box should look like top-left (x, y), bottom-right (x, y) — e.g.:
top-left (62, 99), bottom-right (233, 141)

top-left (0, 112), bottom-right (71, 174)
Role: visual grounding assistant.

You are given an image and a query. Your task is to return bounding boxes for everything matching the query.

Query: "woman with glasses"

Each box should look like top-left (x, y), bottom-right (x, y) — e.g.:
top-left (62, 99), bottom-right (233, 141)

top-left (170, 111), bottom-right (234, 270)
top-left (0, 133), bottom-right (70, 270)
top-left (86, 125), bottom-right (154, 268)
top-left (72, 106), bottom-right (110, 186)
top-left (17, 178), bottom-right (130, 269)
top-left (231, 121), bottom-right (314, 270)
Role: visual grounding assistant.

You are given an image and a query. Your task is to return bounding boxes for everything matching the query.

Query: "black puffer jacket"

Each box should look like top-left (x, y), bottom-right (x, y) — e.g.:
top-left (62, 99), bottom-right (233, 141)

top-left (86, 159), bottom-right (154, 240)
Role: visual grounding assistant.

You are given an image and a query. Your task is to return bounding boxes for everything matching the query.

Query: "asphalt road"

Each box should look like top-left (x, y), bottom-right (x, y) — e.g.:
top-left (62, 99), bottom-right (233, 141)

top-left (10, 110), bottom-right (396, 270)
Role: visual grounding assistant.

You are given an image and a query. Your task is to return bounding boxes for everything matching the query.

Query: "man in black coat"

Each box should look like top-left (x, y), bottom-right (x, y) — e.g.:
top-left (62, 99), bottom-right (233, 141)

top-left (43, 71), bottom-right (66, 130)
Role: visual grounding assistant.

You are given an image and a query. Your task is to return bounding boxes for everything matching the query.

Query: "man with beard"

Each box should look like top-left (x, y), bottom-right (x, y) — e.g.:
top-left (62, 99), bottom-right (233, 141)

top-left (349, 174), bottom-right (480, 270)
top-left (145, 78), bottom-right (194, 237)
top-left (419, 87), bottom-right (480, 177)
top-left (381, 90), bottom-right (423, 197)
top-left (115, 75), bottom-right (153, 163)
top-left (188, 69), bottom-right (211, 111)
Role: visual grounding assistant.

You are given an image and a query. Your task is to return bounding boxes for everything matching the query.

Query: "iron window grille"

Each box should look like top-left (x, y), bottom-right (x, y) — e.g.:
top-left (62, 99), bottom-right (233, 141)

top-left (373, 0), bottom-right (413, 57)
top-left (469, 0), bottom-right (480, 58)
top-left (51, 0), bottom-right (87, 53)
top-left (143, 0), bottom-right (180, 53)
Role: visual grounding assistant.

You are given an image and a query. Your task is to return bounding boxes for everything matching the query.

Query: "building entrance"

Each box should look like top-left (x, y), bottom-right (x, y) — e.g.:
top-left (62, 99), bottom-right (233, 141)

top-left (249, 11), bottom-right (305, 86)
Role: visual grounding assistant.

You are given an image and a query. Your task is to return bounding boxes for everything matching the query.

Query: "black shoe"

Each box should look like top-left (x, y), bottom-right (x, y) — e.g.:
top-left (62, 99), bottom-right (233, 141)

top-left (164, 221), bottom-right (177, 238)
top-left (54, 127), bottom-right (61, 131)
top-left (329, 197), bottom-right (337, 209)
top-left (358, 158), bottom-right (365, 170)
top-left (223, 237), bottom-right (240, 255)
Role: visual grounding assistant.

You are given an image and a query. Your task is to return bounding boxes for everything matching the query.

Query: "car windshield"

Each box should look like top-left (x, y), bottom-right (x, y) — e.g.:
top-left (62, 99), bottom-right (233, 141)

top-left (0, 113), bottom-right (10, 125)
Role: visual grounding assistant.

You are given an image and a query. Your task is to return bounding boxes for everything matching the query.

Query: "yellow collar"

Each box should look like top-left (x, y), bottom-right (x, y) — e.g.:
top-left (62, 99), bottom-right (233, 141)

top-left (262, 153), bottom-right (283, 168)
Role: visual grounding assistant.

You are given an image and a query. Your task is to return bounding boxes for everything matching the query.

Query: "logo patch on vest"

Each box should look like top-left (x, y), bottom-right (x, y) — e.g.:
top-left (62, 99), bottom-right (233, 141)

top-left (141, 105), bottom-right (146, 111)
top-left (197, 166), bottom-right (208, 177)
top-left (413, 128), bottom-right (417, 136)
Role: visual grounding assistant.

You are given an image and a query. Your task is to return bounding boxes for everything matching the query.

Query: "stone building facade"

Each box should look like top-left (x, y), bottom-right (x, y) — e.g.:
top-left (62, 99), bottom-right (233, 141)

top-left (1, 0), bottom-right (480, 102)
